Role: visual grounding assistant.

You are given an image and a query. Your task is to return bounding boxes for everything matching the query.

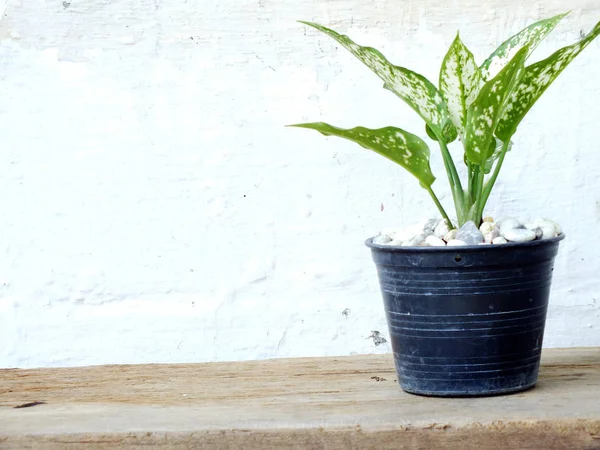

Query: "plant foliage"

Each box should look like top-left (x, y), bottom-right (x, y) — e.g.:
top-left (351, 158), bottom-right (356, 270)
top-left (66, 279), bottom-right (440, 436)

top-left (289, 14), bottom-right (600, 228)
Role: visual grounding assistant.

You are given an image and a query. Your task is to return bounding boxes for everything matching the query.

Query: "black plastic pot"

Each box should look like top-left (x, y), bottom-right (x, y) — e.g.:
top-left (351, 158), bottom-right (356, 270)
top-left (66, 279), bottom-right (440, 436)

top-left (365, 234), bottom-right (564, 397)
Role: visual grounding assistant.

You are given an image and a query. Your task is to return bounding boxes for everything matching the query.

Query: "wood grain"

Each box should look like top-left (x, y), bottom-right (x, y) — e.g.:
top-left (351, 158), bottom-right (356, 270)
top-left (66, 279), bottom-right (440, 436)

top-left (1, 348), bottom-right (599, 449)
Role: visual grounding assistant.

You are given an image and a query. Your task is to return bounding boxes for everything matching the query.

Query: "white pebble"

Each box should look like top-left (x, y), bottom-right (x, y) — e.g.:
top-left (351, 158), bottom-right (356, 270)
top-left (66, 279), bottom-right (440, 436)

top-left (422, 218), bottom-right (439, 233)
top-left (541, 218), bottom-right (562, 235)
top-left (434, 219), bottom-right (451, 239)
top-left (524, 223), bottom-right (543, 239)
top-left (379, 228), bottom-right (399, 240)
top-left (503, 228), bottom-right (536, 242)
top-left (498, 217), bottom-right (522, 232)
top-left (373, 234), bottom-right (392, 245)
top-left (492, 236), bottom-right (508, 245)
top-left (444, 229), bottom-right (458, 242)
top-left (392, 229), bottom-right (416, 242)
top-left (378, 217), bottom-right (560, 248)
top-left (403, 234), bottom-right (426, 247)
top-left (479, 222), bottom-right (496, 236)
top-left (484, 228), bottom-right (500, 244)
top-left (531, 218), bottom-right (562, 237)
top-left (425, 235), bottom-right (446, 247)
top-left (447, 239), bottom-right (468, 246)
top-left (456, 220), bottom-right (484, 245)
top-left (540, 226), bottom-right (557, 240)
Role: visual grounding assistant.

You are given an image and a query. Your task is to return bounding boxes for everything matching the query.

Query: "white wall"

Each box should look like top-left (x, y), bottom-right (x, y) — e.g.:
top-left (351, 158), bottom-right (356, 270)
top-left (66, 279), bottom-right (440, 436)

top-left (0, 0), bottom-right (599, 368)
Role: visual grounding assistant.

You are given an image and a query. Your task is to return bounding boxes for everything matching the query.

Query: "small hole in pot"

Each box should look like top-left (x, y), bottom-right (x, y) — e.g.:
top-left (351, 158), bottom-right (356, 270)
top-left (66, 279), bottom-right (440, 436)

top-left (454, 254), bottom-right (462, 263)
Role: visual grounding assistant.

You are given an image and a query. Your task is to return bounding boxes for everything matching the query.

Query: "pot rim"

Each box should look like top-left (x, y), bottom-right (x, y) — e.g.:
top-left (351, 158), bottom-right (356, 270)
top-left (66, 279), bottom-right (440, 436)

top-left (365, 233), bottom-right (565, 252)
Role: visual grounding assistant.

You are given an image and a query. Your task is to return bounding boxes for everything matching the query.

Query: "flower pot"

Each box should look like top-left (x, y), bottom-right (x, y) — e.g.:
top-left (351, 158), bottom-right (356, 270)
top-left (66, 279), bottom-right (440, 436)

top-left (365, 234), bottom-right (565, 397)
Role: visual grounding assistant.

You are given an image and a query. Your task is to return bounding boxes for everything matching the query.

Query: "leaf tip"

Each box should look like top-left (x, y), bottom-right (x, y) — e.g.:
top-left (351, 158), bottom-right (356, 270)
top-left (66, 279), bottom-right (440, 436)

top-left (286, 122), bottom-right (323, 130)
top-left (297, 20), bottom-right (320, 30)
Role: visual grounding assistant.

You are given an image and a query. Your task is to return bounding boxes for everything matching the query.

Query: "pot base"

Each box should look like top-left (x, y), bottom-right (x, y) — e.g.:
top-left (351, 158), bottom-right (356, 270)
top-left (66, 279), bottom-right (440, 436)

top-left (401, 382), bottom-right (536, 397)
top-left (400, 375), bottom-right (538, 397)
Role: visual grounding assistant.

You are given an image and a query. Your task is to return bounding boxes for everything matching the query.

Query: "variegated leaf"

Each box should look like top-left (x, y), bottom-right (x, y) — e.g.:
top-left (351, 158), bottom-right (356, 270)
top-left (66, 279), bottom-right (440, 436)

top-left (464, 46), bottom-right (528, 166)
top-left (299, 21), bottom-right (457, 143)
top-left (480, 12), bottom-right (568, 81)
top-left (483, 137), bottom-right (513, 174)
top-left (288, 122), bottom-right (436, 187)
top-left (440, 33), bottom-right (482, 136)
top-left (496, 20), bottom-right (600, 141)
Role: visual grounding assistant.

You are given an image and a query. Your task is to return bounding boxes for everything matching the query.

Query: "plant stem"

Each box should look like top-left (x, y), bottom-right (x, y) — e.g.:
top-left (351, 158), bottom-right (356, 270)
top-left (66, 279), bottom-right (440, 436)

top-left (439, 140), bottom-right (464, 194)
top-left (467, 162), bottom-right (474, 204)
top-left (478, 139), bottom-right (511, 218)
top-left (437, 139), bottom-right (465, 223)
top-left (473, 166), bottom-right (485, 224)
top-left (426, 186), bottom-right (455, 229)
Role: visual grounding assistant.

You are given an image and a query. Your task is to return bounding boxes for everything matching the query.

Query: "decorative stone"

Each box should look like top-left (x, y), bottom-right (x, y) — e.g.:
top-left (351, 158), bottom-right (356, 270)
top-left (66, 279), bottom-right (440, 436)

top-left (456, 221), bottom-right (484, 245)
top-left (382, 228), bottom-right (413, 242)
top-left (484, 228), bottom-right (500, 244)
top-left (373, 234), bottom-right (392, 245)
top-left (539, 218), bottom-right (562, 235)
top-left (531, 218), bottom-right (561, 238)
top-left (479, 222), bottom-right (496, 236)
top-left (548, 219), bottom-right (562, 235)
top-left (434, 219), bottom-right (451, 239)
top-left (503, 228), bottom-right (536, 242)
top-left (402, 234), bottom-right (426, 247)
top-left (422, 218), bottom-right (439, 233)
top-left (447, 239), bottom-right (468, 246)
top-left (425, 235), bottom-right (446, 247)
top-left (498, 217), bottom-right (522, 233)
top-left (524, 223), bottom-right (543, 240)
top-left (377, 217), bottom-right (560, 247)
top-left (380, 228), bottom-right (400, 240)
top-left (443, 229), bottom-right (458, 242)
top-left (540, 226), bottom-right (557, 240)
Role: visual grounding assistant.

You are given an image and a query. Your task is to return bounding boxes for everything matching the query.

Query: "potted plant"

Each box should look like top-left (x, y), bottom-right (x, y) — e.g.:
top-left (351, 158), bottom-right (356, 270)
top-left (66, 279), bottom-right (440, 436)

top-left (289, 13), bottom-right (600, 396)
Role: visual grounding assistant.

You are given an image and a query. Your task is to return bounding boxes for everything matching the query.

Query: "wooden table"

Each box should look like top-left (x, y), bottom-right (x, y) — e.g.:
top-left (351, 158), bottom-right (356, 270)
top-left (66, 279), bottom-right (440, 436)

top-left (1, 348), bottom-right (599, 449)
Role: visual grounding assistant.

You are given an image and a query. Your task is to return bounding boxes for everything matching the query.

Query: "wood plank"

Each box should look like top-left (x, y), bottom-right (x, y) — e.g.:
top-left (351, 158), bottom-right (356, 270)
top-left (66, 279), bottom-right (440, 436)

top-left (1, 348), bottom-right (599, 449)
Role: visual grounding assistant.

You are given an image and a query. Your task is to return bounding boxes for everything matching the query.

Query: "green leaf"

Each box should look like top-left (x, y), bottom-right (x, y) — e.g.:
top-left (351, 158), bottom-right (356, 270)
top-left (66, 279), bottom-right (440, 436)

top-left (425, 124), bottom-right (439, 141)
top-left (483, 137), bottom-right (513, 174)
top-left (480, 12), bottom-right (569, 81)
top-left (464, 46), bottom-right (528, 166)
top-left (288, 122), bottom-right (436, 187)
top-left (299, 21), bottom-right (457, 143)
top-left (496, 20), bottom-right (600, 141)
top-left (439, 33), bottom-right (482, 137)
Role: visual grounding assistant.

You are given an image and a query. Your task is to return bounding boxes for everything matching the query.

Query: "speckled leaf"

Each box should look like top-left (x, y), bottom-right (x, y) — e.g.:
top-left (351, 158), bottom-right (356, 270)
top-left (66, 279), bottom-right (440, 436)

top-left (439, 33), bottom-right (482, 137)
top-left (288, 122), bottom-right (436, 187)
top-left (464, 46), bottom-right (528, 166)
top-left (483, 138), bottom-right (513, 174)
top-left (299, 21), bottom-right (457, 143)
top-left (480, 13), bottom-right (568, 81)
top-left (496, 20), bottom-right (600, 141)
